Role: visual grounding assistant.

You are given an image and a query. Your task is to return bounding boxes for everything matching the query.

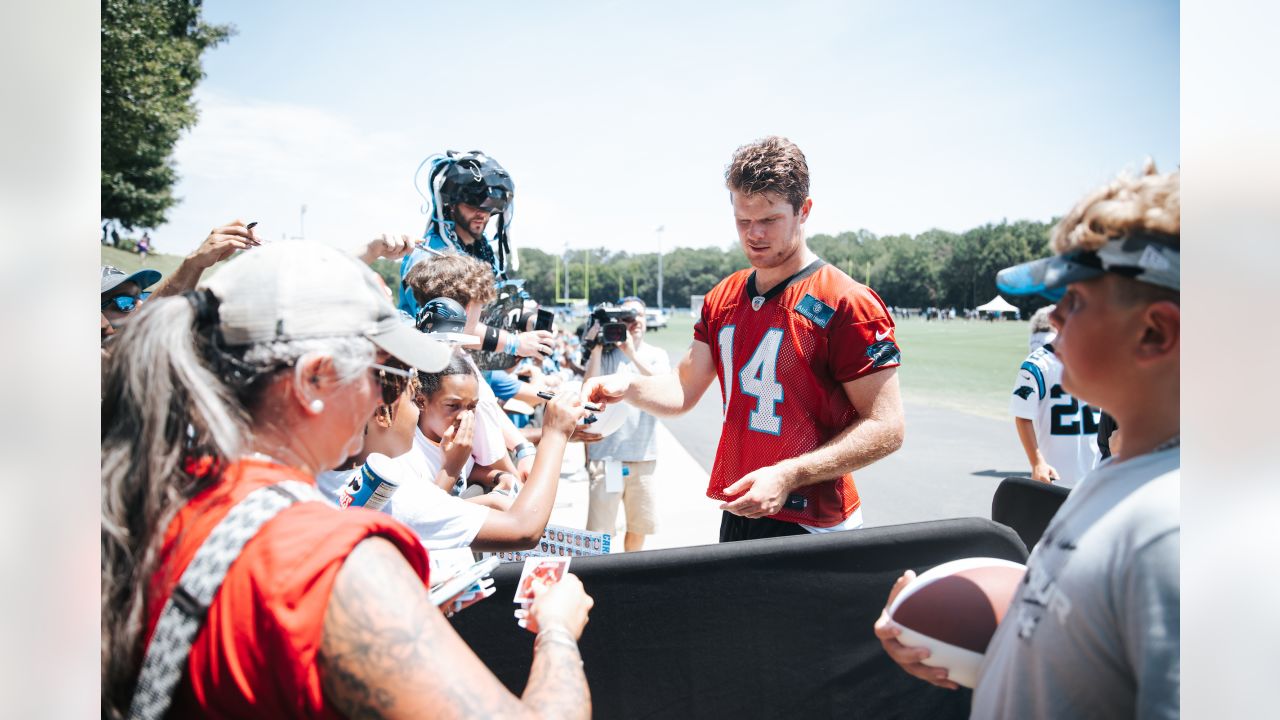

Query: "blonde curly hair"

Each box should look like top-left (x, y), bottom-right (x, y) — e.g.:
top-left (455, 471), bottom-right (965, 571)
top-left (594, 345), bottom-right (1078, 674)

top-left (1051, 158), bottom-right (1179, 254)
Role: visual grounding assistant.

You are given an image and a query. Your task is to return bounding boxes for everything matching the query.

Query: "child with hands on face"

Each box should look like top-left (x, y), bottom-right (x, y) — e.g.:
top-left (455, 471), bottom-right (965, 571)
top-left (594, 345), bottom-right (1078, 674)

top-left (414, 358), bottom-right (520, 501)
top-left (321, 352), bottom-right (593, 552)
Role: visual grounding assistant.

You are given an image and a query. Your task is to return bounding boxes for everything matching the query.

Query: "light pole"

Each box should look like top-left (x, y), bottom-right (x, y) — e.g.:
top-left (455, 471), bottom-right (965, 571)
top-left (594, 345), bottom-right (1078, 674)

top-left (655, 225), bottom-right (664, 311)
top-left (300, 204), bottom-right (307, 240)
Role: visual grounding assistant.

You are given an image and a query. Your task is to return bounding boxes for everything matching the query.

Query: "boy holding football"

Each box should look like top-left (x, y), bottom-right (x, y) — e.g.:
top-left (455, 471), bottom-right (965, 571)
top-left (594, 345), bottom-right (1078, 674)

top-left (876, 162), bottom-right (1180, 719)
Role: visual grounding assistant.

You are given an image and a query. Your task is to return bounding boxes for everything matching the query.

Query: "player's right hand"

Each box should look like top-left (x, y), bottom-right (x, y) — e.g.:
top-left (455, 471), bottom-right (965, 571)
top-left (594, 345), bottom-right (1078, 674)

top-left (1031, 462), bottom-right (1059, 484)
top-left (873, 570), bottom-right (960, 690)
top-left (580, 373), bottom-right (631, 406)
top-left (526, 572), bottom-right (593, 637)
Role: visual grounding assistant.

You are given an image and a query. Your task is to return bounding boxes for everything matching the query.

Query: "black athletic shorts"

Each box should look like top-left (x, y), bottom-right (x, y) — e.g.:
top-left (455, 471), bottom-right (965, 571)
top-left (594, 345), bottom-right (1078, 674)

top-left (719, 512), bottom-right (810, 543)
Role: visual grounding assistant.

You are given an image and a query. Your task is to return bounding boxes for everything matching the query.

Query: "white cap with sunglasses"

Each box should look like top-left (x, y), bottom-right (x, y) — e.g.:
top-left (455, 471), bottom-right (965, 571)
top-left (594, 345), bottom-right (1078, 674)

top-left (101, 265), bottom-right (161, 314)
top-left (202, 241), bottom-right (453, 373)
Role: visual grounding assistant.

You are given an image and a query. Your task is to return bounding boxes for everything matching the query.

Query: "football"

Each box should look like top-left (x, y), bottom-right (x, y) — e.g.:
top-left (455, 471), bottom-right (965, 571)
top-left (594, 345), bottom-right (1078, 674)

top-left (554, 379), bottom-right (632, 438)
top-left (887, 557), bottom-right (1027, 688)
top-left (585, 399), bottom-right (632, 437)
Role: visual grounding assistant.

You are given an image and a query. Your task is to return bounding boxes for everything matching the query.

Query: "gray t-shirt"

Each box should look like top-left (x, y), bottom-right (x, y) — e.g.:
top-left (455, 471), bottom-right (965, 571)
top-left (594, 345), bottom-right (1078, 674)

top-left (972, 446), bottom-right (1179, 719)
top-left (586, 342), bottom-right (670, 463)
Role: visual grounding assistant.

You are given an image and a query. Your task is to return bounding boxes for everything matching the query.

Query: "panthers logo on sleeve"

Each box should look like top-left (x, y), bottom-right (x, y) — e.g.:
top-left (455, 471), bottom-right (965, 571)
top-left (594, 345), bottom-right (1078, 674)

top-left (866, 340), bottom-right (901, 368)
top-left (1013, 385), bottom-right (1035, 400)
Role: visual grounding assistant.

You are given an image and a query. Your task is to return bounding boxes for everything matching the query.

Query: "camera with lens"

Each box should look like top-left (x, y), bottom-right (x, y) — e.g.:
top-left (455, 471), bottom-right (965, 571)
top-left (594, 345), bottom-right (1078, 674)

top-left (581, 303), bottom-right (637, 361)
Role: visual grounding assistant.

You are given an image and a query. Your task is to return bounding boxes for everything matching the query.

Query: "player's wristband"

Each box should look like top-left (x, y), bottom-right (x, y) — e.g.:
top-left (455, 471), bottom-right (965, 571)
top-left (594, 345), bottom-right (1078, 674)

top-left (482, 326), bottom-right (500, 352)
top-left (514, 442), bottom-right (536, 461)
top-left (504, 332), bottom-right (519, 356)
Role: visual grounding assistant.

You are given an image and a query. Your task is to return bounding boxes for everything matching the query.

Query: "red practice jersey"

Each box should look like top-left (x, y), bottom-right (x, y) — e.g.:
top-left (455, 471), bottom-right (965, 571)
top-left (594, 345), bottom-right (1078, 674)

top-left (693, 260), bottom-right (900, 526)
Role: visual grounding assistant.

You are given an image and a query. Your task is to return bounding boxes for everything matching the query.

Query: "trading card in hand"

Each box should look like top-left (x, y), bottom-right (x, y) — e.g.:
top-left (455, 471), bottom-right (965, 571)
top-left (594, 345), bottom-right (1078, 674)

top-left (513, 556), bottom-right (571, 605)
top-left (430, 556), bottom-right (500, 613)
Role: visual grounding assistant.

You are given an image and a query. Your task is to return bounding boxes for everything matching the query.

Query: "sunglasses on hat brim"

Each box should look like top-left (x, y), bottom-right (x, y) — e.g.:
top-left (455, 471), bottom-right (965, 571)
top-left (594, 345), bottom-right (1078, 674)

top-left (997, 235), bottom-right (1178, 301)
top-left (101, 291), bottom-right (152, 313)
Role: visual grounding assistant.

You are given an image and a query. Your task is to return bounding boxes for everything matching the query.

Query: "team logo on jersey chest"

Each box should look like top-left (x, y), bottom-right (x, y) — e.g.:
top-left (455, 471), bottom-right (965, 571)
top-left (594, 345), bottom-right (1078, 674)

top-left (794, 294), bottom-right (834, 328)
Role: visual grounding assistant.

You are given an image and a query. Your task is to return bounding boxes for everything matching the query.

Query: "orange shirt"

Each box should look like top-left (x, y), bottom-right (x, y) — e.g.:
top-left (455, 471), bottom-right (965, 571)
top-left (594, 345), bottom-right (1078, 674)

top-left (143, 457), bottom-right (430, 718)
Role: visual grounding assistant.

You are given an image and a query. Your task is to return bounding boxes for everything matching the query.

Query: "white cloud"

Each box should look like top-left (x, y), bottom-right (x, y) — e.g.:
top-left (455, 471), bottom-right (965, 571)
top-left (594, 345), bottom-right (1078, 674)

top-left (160, 91), bottom-right (430, 255)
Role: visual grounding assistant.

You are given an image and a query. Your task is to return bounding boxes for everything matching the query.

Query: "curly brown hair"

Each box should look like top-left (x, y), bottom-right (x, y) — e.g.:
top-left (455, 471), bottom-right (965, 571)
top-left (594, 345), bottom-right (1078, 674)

top-left (1051, 158), bottom-right (1179, 254)
top-left (404, 253), bottom-right (497, 308)
top-left (1052, 159), bottom-right (1179, 305)
top-left (724, 136), bottom-right (810, 213)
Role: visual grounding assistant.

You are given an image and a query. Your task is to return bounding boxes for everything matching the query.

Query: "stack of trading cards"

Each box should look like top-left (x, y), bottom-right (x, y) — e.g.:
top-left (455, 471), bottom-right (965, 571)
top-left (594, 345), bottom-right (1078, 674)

top-left (512, 556), bottom-right (571, 629)
top-left (428, 548), bottom-right (498, 615)
top-left (484, 523), bottom-right (610, 563)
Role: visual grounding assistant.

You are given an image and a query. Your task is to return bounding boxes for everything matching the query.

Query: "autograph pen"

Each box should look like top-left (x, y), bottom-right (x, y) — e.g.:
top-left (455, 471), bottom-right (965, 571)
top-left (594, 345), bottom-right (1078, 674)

top-left (536, 391), bottom-right (603, 414)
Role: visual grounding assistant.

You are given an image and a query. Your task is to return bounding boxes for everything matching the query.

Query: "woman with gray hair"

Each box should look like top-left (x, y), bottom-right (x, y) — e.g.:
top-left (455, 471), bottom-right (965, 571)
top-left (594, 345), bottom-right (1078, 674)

top-left (102, 242), bottom-right (594, 719)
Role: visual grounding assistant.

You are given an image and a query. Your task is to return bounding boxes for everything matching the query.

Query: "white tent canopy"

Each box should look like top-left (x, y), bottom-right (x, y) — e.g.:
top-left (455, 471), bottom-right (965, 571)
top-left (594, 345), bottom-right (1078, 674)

top-left (975, 295), bottom-right (1020, 314)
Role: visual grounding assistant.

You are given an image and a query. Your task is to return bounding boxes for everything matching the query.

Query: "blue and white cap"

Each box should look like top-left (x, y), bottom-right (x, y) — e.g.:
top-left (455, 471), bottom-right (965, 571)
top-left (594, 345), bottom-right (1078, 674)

top-left (101, 265), bottom-right (161, 295)
top-left (202, 242), bottom-right (452, 373)
top-left (996, 234), bottom-right (1179, 301)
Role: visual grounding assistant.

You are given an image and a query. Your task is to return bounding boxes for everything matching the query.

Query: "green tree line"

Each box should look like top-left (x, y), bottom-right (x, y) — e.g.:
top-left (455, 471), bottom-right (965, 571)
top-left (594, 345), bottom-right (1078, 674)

top-left (513, 219), bottom-right (1056, 315)
top-left (102, 0), bottom-right (232, 231)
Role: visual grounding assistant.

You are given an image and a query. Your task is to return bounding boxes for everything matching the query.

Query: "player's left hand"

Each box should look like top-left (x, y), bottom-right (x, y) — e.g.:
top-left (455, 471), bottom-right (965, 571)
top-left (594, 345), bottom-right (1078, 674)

top-left (719, 465), bottom-right (794, 518)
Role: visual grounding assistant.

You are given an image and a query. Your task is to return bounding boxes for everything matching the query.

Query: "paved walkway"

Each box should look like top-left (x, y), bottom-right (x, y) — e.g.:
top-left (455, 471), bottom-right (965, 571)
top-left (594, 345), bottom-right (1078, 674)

top-left (548, 393), bottom-right (1031, 552)
top-left (548, 422), bottom-right (721, 552)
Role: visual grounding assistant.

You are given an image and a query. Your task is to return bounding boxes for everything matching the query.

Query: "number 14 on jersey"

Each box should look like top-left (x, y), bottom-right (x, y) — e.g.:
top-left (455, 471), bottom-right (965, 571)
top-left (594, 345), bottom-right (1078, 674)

top-left (718, 326), bottom-right (785, 435)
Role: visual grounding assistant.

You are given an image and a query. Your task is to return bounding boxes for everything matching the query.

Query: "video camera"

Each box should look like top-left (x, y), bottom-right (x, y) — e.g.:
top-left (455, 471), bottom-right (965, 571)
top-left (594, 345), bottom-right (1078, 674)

top-left (581, 303), bottom-right (638, 361)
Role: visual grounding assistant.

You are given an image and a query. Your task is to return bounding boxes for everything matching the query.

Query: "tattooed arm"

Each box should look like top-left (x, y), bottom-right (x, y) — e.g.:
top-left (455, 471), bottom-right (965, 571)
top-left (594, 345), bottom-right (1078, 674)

top-left (320, 536), bottom-right (593, 720)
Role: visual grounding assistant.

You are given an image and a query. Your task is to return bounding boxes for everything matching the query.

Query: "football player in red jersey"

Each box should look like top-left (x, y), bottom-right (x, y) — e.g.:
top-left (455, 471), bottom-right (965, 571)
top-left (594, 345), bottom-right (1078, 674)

top-left (583, 136), bottom-right (905, 542)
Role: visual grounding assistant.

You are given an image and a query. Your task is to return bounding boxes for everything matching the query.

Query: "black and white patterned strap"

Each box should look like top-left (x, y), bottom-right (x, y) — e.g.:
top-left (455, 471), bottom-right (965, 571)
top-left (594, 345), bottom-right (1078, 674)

top-left (127, 480), bottom-right (325, 720)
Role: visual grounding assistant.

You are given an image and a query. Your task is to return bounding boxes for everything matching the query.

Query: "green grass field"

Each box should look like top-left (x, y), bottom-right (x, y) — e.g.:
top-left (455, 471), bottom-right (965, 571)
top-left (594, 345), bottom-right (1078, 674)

top-left (645, 313), bottom-right (1028, 420)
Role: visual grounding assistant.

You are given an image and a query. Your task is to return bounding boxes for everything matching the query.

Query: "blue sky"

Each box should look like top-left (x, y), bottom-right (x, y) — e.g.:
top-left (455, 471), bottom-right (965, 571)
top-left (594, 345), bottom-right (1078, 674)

top-left (154, 0), bottom-right (1179, 259)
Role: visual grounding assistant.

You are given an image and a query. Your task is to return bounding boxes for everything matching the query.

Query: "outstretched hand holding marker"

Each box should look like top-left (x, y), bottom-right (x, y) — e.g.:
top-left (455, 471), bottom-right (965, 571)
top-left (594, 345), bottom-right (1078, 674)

top-left (536, 391), bottom-right (602, 414)
top-left (579, 373), bottom-right (632, 408)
